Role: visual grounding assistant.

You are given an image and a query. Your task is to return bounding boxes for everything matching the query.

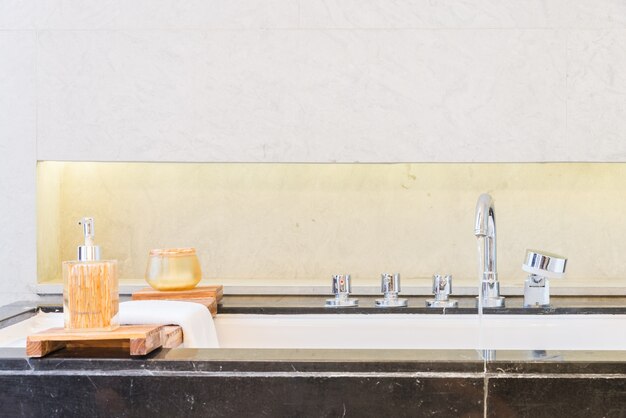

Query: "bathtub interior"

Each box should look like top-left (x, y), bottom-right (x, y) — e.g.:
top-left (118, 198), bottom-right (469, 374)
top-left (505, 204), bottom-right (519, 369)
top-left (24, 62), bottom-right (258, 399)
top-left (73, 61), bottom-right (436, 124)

top-left (0, 312), bottom-right (624, 351)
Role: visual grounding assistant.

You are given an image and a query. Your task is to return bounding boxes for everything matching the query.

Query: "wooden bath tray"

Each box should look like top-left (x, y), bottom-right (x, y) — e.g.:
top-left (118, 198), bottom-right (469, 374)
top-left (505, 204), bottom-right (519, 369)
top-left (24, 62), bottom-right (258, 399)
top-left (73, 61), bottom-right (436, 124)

top-left (131, 285), bottom-right (223, 317)
top-left (26, 325), bottom-right (183, 358)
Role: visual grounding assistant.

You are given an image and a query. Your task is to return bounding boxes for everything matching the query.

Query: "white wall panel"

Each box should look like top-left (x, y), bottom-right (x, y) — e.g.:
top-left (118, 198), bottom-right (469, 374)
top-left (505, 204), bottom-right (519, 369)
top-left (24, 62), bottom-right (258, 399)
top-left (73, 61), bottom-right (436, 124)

top-left (0, 32), bottom-right (37, 305)
top-left (5, 0), bottom-right (621, 162)
top-left (0, 0), bottom-right (299, 30)
top-left (37, 30), bottom-right (208, 161)
top-left (299, 0), bottom-right (626, 29)
top-left (37, 29), bottom-right (567, 162)
top-left (566, 30), bottom-right (626, 160)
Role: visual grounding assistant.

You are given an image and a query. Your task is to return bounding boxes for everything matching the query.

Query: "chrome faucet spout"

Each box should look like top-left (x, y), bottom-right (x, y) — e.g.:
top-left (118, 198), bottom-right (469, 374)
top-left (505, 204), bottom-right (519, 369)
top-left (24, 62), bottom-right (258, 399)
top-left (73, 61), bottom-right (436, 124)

top-left (474, 193), bottom-right (495, 237)
top-left (474, 193), bottom-right (505, 308)
top-left (474, 194), bottom-right (497, 281)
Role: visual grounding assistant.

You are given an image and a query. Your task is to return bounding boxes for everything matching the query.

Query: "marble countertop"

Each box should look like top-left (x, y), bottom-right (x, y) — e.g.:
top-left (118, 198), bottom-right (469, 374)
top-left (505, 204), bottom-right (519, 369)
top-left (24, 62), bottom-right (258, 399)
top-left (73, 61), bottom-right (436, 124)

top-left (1, 342), bottom-right (626, 376)
top-left (219, 294), bottom-right (626, 313)
top-left (35, 277), bottom-right (626, 296)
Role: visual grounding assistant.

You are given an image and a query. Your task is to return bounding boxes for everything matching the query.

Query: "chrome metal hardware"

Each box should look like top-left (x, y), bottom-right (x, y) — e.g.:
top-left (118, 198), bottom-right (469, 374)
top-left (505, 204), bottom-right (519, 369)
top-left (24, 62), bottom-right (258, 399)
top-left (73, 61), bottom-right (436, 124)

top-left (522, 250), bottom-right (567, 308)
top-left (475, 194), bottom-right (505, 308)
top-left (375, 273), bottom-right (408, 308)
top-left (426, 274), bottom-right (458, 308)
top-left (325, 274), bottom-right (358, 307)
top-left (77, 217), bottom-right (101, 262)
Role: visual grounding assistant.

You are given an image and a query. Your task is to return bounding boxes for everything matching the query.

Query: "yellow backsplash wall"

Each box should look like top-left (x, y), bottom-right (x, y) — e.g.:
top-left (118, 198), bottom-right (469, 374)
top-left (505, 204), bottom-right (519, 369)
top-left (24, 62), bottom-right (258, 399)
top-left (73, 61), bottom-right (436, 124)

top-left (37, 162), bottom-right (626, 286)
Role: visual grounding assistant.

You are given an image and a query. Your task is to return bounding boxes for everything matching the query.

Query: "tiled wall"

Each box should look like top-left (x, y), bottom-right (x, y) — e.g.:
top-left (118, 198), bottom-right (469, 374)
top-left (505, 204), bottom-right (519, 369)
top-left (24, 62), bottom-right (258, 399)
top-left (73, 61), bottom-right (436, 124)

top-left (1, 1), bottom-right (626, 304)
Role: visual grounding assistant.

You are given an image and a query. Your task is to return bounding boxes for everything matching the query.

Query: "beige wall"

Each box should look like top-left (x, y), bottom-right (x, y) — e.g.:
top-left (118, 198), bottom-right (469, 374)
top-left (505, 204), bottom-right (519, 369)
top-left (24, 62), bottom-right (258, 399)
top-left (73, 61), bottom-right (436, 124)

top-left (37, 162), bottom-right (626, 287)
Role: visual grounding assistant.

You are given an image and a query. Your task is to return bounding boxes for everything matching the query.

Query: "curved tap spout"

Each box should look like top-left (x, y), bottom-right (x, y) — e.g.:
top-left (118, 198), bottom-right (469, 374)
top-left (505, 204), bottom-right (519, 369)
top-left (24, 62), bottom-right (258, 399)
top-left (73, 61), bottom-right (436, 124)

top-left (474, 193), bottom-right (505, 308)
top-left (474, 194), bottom-right (497, 282)
top-left (474, 194), bottom-right (495, 236)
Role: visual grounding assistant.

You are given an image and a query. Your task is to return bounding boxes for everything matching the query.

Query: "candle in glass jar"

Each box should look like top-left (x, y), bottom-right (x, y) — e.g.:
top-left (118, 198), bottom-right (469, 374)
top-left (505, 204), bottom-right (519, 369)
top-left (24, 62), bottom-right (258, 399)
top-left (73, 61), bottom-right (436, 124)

top-left (145, 248), bottom-right (202, 291)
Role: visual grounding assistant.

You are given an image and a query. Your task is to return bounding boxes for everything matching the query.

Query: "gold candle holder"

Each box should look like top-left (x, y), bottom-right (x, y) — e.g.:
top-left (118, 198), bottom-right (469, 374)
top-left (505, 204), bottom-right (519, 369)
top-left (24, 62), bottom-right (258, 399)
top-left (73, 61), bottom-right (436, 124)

top-left (145, 248), bottom-right (202, 291)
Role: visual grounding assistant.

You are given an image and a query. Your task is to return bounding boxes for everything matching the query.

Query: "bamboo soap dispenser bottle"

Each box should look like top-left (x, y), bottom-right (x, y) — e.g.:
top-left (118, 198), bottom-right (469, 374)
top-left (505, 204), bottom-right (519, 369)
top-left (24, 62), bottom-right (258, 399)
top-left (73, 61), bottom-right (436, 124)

top-left (62, 217), bottom-right (119, 331)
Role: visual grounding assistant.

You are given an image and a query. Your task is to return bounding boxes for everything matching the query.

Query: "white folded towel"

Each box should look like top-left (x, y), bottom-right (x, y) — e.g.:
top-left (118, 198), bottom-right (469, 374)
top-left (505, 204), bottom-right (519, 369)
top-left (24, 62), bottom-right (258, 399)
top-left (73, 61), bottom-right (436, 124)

top-left (119, 300), bottom-right (219, 348)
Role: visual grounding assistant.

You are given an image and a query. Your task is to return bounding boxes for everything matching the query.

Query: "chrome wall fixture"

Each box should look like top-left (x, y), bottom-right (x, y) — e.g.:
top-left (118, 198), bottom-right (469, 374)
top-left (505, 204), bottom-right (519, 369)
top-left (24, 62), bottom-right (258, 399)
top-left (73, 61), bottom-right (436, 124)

top-left (325, 274), bottom-right (359, 307)
top-left (375, 273), bottom-right (408, 308)
top-left (475, 193), bottom-right (506, 308)
top-left (522, 250), bottom-right (567, 307)
top-left (426, 274), bottom-right (458, 308)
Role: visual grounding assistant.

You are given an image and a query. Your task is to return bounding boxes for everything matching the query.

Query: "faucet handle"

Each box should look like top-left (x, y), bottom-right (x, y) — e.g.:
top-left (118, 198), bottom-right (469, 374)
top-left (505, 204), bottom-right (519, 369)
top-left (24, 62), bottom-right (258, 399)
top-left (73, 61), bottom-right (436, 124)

top-left (380, 273), bottom-right (401, 294)
top-left (522, 250), bottom-right (567, 279)
top-left (375, 273), bottom-right (407, 308)
top-left (523, 250), bottom-right (567, 308)
top-left (326, 274), bottom-right (358, 307)
top-left (432, 274), bottom-right (452, 298)
top-left (426, 274), bottom-right (458, 308)
top-left (332, 274), bottom-right (352, 294)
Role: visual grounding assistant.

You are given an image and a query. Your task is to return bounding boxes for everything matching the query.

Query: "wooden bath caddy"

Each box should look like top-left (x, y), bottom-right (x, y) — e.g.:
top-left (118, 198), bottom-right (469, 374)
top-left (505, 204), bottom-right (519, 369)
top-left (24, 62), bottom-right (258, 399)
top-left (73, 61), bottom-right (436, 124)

top-left (131, 285), bottom-right (223, 317)
top-left (26, 324), bottom-right (183, 358)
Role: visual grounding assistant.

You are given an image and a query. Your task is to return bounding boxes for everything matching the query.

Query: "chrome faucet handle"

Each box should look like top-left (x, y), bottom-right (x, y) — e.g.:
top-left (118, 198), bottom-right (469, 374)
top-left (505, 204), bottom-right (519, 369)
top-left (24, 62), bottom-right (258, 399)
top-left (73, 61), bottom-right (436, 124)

top-left (523, 250), bottom-right (567, 278)
top-left (381, 273), bottom-right (400, 294)
top-left (523, 250), bottom-right (567, 308)
top-left (325, 274), bottom-right (358, 307)
top-left (332, 274), bottom-right (351, 294)
top-left (433, 274), bottom-right (451, 298)
top-left (375, 273), bottom-right (408, 308)
top-left (426, 274), bottom-right (458, 308)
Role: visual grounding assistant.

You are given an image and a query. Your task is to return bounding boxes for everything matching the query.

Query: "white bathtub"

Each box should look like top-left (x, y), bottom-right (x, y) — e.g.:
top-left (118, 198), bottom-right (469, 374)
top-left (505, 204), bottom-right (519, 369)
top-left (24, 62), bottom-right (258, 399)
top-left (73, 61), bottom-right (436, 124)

top-left (214, 313), bottom-right (626, 350)
top-left (1, 312), bottom-right (624, 351)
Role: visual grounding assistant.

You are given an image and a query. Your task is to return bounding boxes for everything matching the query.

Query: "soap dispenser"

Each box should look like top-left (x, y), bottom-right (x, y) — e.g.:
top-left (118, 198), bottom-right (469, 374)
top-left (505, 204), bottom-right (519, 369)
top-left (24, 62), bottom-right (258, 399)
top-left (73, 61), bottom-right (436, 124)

top-left (62, 217), bottom-right (119, 331)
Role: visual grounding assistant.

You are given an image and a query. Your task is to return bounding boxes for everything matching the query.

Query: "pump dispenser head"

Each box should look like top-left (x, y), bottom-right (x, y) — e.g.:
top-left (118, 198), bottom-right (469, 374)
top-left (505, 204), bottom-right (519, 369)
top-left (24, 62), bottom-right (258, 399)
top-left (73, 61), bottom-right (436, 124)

top-left (77, 217), bottom-right (101, 261)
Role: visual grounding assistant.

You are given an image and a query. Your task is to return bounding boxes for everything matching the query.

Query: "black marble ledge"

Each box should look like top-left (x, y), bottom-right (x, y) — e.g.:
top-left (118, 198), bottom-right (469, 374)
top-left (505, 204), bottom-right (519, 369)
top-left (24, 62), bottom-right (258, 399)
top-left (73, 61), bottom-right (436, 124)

top-left (13, 295), bottom-right (626, 316)
top-left (0, 301), bottom-right (40, 330)
top-left (0, 374), bottom-right (485, 418)
top-left (0, 347), bottom-right (484, 374)
top-left (487, 377), bottom-right (626, 418)
top-left (218, 295), bottom-right (626, 314)
top-left (3, 347), bottom-right (626, 376)
top-left (218, 305), bottom-right (626, 315)
top-left (487, 350), bottom-right (626, 375)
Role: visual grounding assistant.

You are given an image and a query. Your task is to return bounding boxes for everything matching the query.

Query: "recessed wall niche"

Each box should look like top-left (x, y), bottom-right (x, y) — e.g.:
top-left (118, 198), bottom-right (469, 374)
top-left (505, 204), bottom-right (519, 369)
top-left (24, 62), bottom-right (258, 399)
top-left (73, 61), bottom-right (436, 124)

top-left (37, 162), bottom-right (626, 289)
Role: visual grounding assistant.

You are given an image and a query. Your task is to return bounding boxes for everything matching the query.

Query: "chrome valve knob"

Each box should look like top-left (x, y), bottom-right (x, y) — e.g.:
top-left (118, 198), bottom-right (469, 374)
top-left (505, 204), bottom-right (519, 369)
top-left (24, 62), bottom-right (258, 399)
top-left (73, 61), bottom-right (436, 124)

top-left (381, 273), bottom-right (400, 294)
top-left (332, 274), bottom-right (351, 294)
top-left (523, 250), bottom-right (567, 278)
top-left (433, 274), bottom-right (451, 297)
top-left (426, 274), bottom-right (459, 308)
top-left (325, 274), bottom-right (358, 307)
top-left (523, 250), bottom-right (567, 308)
top-left (375, 273), bottom-right (408, 308)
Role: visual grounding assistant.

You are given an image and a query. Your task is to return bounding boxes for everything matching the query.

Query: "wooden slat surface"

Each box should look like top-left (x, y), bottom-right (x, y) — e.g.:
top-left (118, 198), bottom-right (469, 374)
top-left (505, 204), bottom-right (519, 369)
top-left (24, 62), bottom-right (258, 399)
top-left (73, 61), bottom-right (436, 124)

top-left (26, 324), bottom-right (182, 357)
top-left (27, 325), bottom-right (164, 342)
top-left (161, 325), bottom-right (184, 348)
top-left (130, 326), bottom-right (162, 355)
top-left (132, 285), bottom-right (223, 302)
top-left (26, 340), bottom-right (65, 358)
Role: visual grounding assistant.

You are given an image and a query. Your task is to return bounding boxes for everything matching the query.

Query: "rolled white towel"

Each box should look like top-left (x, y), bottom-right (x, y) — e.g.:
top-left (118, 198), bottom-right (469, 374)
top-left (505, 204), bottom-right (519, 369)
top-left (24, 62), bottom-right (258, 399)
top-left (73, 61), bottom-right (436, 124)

top-left (119, 300), bottom-right (219, 348)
